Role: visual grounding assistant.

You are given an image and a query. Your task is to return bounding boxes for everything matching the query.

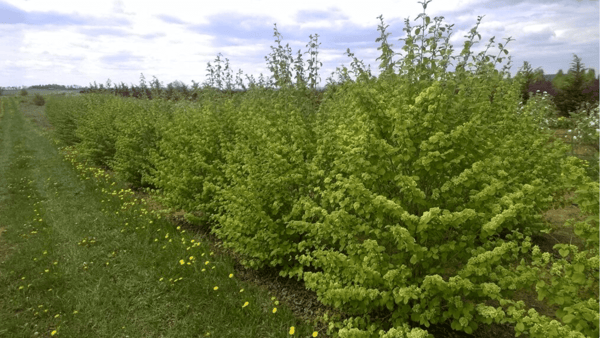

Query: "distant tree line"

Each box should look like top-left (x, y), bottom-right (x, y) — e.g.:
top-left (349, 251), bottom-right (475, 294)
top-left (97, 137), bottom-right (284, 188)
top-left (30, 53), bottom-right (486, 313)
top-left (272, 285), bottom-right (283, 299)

top-left (28, 84), bottom-right (83, 90)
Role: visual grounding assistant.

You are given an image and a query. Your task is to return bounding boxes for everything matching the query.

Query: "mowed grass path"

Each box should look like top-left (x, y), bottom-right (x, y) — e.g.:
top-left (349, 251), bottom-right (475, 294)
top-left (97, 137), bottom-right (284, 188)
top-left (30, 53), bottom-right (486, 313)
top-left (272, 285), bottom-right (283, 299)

top-left (0, 97), bottom-right (319, 338)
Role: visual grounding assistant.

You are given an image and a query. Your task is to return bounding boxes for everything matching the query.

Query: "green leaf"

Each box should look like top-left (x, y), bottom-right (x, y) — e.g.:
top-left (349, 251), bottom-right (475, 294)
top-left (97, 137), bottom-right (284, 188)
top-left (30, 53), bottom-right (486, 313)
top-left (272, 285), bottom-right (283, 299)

top-left (559, 248), bottom-right (569, 257)
top-left (410, 255), bottom-right (418, 264)
top-left (537, 289), bottom-right (547, 301)
top-left (573, 263), bottom-right (585, 273)
top-left (562, 314), bottom-right (575, 324)
top-left (572, 272), bottom-right (586, 284)
top-left (515, 322), bottom-right (525, 332)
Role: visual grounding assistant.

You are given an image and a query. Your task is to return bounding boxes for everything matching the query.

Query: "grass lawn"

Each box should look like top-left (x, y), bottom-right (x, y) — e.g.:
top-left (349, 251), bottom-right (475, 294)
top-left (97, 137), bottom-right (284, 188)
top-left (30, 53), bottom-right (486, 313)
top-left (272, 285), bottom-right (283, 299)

top-left (0, 96), bottom-right (322, 338)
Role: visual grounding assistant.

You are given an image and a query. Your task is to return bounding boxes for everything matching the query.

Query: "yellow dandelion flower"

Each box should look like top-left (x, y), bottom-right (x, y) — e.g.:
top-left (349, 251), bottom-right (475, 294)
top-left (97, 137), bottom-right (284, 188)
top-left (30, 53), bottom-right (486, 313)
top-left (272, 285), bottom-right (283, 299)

top-left (51, 330), bottom-right (57, 336)
top-left (189, 256), bottom-right (195, 260)
top-left (242, 301), bottom-right (249, 308)
top-left (240, 288), bottom-right (244, 292)
top-left (179, 259), bottom-right (185, 265)
top-left (205, 261), bottom-right (209, 265)
top-left (73, 310), bottom-right (78, 314)
top-left (313, 332), bottom-right (318, 337)
top-left (213, 286), bottom-right (218, 290)
top-left (289, 327), bottom-right (295, 335)
top-left (229, 274), bottom-right (233, 278)
top-left (272, 307), bottom-right (277, 313)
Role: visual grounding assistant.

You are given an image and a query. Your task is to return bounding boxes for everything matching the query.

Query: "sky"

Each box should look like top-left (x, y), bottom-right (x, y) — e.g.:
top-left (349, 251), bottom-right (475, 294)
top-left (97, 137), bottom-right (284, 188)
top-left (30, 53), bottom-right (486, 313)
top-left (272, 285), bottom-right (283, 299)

top-left (0, 0), bottom-right (598, 89)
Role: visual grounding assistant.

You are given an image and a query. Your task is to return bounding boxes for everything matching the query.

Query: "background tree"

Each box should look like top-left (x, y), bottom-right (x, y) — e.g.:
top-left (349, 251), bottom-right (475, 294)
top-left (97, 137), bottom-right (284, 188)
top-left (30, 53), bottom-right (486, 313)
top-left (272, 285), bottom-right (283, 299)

top-left (517, 61), bottom-right (545, 104)
top-left (553, 54), bottom-right (596, 117)
top-left (552, 69), bottom-right (568, 90)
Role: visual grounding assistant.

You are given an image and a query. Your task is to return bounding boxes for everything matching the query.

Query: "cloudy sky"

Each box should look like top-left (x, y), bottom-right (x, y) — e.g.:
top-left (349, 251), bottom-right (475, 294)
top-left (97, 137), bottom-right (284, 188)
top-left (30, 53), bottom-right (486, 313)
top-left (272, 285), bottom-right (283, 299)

top-left (0, 0), bottom-right (598, 89)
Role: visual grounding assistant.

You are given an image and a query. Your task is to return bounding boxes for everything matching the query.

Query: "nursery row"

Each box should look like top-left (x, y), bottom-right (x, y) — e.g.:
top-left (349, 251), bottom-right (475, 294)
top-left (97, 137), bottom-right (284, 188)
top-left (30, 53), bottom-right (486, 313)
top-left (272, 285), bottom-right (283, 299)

top-left (43, 4), bottom-right (598, 336)
top-left (45, 72), bottom-right (599, 338)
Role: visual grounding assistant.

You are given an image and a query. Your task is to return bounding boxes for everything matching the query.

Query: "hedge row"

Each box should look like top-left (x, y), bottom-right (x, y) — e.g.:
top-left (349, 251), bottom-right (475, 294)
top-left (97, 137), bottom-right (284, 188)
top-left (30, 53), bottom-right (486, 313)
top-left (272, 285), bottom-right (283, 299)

top-left (44, 7), bottom-right (598, 338)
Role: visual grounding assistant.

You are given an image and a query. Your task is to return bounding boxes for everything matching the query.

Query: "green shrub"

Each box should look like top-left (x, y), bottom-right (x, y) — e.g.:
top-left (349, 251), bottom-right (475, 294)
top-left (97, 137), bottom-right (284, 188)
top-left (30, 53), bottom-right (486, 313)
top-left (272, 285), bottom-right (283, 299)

top-left (32, 93), bottom-right (45, 106)
top-left (111, 98), bottom-right (174, 188)
top-left (42, 1), bottom-right (597, 336)
top-left (73, 94), bottom-right (120, 166)
top-left (45, 95), bottom-right (86, 145)
top-left (213, 86), bottom-right (318, 269)
top-left (19, 89), bottom-right (28, 96)
top-left (147, 97), bottom-right (237, 218)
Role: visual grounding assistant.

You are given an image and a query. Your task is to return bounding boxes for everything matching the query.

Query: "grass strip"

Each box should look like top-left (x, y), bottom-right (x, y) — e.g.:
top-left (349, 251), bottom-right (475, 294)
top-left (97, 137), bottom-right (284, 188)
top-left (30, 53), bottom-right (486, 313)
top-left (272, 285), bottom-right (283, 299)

top-left (0, 96), bottom-right (320, 338)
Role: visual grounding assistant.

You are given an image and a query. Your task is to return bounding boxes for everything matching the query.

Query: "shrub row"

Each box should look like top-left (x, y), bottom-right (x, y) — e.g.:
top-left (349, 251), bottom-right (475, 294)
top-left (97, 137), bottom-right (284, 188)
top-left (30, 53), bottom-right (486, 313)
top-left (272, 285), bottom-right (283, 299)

top-left (44, 3), bottom-right (598, 337)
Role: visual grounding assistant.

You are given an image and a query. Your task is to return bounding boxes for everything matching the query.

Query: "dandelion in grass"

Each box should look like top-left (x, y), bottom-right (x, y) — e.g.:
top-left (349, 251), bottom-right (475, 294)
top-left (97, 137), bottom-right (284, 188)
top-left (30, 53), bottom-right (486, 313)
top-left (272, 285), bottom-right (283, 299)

top-left (229, 273), bottom-right (233, 278)
top-left (242, 301), bottom-right (249, 308)
top-left (272, 307), bottom-right (277, 313)
top-left (213, 286), bottom-right (218, 291)
top-left (179, 259), bottom-right (185, 265)
top-left (312, 332), bottom-right (318, 337)
top-left (51, 330), bottom-right (57, 336)
top-left (240, 289), bottom-right (244, 292)
top-left (289, 326), bottom-right (295, 335)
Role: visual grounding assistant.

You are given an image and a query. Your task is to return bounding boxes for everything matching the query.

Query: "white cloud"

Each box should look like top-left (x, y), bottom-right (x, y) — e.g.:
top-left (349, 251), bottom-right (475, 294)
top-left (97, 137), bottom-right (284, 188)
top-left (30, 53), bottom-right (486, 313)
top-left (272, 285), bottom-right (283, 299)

top-left (0, 0), bottom-right (597, 87)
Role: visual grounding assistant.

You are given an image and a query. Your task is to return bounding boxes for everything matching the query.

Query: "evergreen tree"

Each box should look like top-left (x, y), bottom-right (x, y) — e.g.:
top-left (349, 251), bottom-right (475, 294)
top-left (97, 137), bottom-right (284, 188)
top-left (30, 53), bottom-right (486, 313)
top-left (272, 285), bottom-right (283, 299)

top-left (552, 69), bottom-right (568, 90)
top-left (553, 54), bottom-right (592, 117)
top-left (517, 61), bottom-right (544, 104)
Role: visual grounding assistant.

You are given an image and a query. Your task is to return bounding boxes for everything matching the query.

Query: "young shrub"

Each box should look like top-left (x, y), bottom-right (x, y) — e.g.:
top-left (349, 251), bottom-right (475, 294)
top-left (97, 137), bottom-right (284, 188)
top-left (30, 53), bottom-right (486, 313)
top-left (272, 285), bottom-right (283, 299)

top-left (32, 93), bottom-right (45, 106)
top-left (74, 94), bottom-right (121, 167)
top-left (147, 97), bottom-right (237, 219)
top-left (19, 88), bottom-right (28, 96)
top-left (45, 95), bottom-right (87, 145)
top-left (279, 2), bottom-right (589, 337)
top-left (111, 97), bottom-right (174, 187)
top-left (213, 86), bottom-right (318, 270)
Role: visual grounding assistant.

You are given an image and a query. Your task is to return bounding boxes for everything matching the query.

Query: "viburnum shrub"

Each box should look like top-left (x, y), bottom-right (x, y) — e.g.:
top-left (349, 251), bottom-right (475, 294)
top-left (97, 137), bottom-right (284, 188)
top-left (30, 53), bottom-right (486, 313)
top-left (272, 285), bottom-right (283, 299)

top-left (519, 90), bottom-right (563, 129)
top-left (211, 1), bottom-right (593, 336)
top-left (569, 101), bottom-right (600, 147)
top-left (41, 0), bottom-right (598, 336)
top-left (45, 95), bottom-right (87, 145)
top-left (111, 97), bottom-right (175, 187)
top-left (147, 95), bottom-right (240, 220)
top-left (213, 85), bottom-right (319, 269)
top-left (73, 94), bottom-right (122, 166)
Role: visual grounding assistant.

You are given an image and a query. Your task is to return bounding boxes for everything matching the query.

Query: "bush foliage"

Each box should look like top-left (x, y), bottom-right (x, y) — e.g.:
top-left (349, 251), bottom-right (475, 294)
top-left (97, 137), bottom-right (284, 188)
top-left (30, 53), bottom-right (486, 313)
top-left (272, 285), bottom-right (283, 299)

top-left (32, 93), bottom-right (45, 106)
top-left (45, 1), bottom-right (598, 337)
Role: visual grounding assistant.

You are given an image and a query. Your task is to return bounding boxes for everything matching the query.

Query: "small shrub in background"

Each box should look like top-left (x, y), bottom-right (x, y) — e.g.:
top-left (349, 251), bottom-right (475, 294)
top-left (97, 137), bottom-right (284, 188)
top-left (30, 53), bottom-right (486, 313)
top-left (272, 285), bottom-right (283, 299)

top-left (570, 101), bottom-right (600, 147)
top-left (19, 89), bottom-right (28, 96)
top-left (32, 93), bottom-right (45, 106)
